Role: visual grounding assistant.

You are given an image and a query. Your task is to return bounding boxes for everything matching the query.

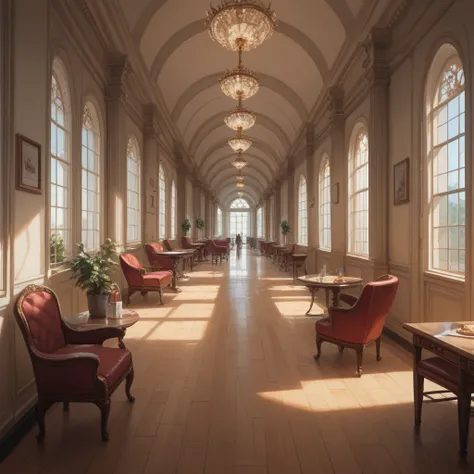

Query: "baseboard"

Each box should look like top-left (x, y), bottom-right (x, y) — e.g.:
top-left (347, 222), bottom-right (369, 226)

top-left (383, 326), bottom-right (413, 353)
top-left (0, 404), bottom-right (36, 464)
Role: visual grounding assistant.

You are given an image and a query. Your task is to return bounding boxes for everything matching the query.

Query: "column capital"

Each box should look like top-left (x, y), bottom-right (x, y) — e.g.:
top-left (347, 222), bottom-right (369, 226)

top-left (305, 125), bottom-right (315, 157)
top-left (143, 104), bottom-right (160, 139)
top-left (362, 27), bottom-right (391, 85)
top-left (105, 54), bottom-right (132, 103)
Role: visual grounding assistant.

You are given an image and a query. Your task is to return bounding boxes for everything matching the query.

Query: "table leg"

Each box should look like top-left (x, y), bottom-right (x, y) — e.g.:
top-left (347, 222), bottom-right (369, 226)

top-left (170, 260), bottom-right (181, 292)
top-left (458, 370), bottom-right (471, 457)
top-left (331, 287), bottom-right (340, 307)
top-left (325, 289), bottom-right (330, 310)
top-left (118, 329), bottom-right (127, 350)
top-left (305, 287), bottom-right (316, 315)
top-left (413, 344), bottom-right (423, 430)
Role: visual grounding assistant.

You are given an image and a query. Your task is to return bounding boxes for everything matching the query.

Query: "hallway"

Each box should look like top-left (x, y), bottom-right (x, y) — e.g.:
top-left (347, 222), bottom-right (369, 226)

top-left (2, 249), bottom-right (473, 474)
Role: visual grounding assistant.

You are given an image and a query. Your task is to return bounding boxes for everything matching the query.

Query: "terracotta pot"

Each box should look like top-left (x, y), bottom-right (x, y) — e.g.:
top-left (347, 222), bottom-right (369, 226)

top-left (87, 293), bottom-right (109, 318)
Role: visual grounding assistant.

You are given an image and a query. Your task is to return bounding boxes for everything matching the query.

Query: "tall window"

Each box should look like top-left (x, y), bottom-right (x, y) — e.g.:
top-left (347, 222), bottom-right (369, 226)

top-left (81, 103), bottom-right (101, 252)
top-left (348, 129), bottom-right (369, 256)
top-left (319, 156), bottom-right (331, 250)
top-left (171, 180), bottom-right (176, 239)
top-left (257, 207), bottom-right (263, 238)
top-left (50, 65), bottom-right (71, 264)
top-left (231, 198), bottom-right (250, 209)
top-left (428, 55), bottom-right (465, 275)
top-left (216, 207), bottom-right (223, 236)
top-left (126, 136), bottom-right (141, 243)
top-left (298, 176), bottom-right (308, 245)
top-left (159, 164), bottom-right (166, 239)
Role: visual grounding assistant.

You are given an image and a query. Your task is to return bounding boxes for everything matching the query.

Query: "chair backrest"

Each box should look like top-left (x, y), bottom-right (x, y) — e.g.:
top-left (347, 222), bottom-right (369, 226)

top-left (120, 253), bottom-right (145, 287)
top-left (354, 275), bottom-right (399, 343)
top-left (14, 285), bottom-right (66, 354)
top-left (181, 236), bottom-right (193, 249)
top-left (287, 243), bottom-right (296, 254)
top-left (163, 239), bottom-right (173, 251)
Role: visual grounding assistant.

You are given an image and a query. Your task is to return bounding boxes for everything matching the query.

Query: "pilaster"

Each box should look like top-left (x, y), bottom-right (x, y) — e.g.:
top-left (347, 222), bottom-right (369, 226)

top-left (273, 181), bottom-right (281, 242)
top-left (192, 179), bottom-right (201, 240)
top-left (176, 149), bottom-right (187, 239)
top-left (306, 126), bottom-right (316, 249)
top-left (286, 160), bottom-right (296, 243)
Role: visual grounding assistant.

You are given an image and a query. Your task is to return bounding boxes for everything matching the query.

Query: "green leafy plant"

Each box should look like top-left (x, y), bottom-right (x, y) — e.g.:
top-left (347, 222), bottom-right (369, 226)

top-left (50, 232), bottom-right (67, 264)
top-left (195, 217), bottom-right (205, 230)
top-left (181, 218), bottom-right (191, 235)
top-left (70, 239), bottom-right (120, 295)
top-left (281, 220), bottom-right (291, 235)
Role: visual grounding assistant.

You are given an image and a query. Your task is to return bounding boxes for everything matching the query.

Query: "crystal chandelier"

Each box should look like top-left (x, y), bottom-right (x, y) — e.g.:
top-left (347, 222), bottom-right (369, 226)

top-left (231, 153), bottom-right (248, 170)
top-left (224, 98), bottom-right (256, 131)
top-left (229, 130), bottom-right (252, 153)
top-left (206, 1), bottom-right (277, 52)
top-left (236, 181), bottom-right (245, 189)
top-left (237, 191), bottom-right (243, 198)
top-left (220, 55), bottom-right (259, 101)
top-left (236, 170), bottom-right (244, 183)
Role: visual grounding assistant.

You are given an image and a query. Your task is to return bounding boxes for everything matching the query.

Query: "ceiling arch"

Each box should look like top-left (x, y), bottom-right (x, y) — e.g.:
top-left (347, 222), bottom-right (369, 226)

top-left (218, 175), bottom-right (261, 193)
top-left (223, 190), bottom-right (257, 208)
top-left (149, 20), bottom-right (330, 83)
top-left (218, 180), bottom-right (260, 202)
top-left (210, 165), bottom-right (268, 189)
top-left (171, 72), bottom-right (307, 124)
top-left (207, 155), bottom-right (274, 184)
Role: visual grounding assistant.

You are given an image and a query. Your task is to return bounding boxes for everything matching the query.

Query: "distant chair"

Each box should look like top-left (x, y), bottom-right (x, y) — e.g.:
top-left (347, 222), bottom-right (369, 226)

top-left (120, 253), bottom-right (172, 305)
top-left (208, 240), bottom-right (228, 264)
top-left (163, 239), bottom-right (174, 251)
top-left (144, 243), bottom-right (173, 271)
top-left (314, 275), bottom-right (399, 376)
top-left (14, 284), bottom-right (135, 442)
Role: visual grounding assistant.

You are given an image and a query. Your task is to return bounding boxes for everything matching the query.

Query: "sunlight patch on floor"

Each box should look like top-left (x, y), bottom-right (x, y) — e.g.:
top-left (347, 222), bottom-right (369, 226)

top-left (267, 285), bottom-right (308, 292)
top-left (146, 320), bottom-right (209, 341)
top-left (125, 320), bottom-right (160, 340)
top-left (168, 303), bottom-right (215, 319)
top-left (188, 271), bottom-right (224, 278)
top-left (172, 286), bottom-right (220, 301)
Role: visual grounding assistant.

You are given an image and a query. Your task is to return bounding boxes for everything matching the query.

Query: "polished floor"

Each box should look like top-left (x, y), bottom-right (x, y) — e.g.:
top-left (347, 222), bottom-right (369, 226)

top-left (2, 248), bottom-right (473, 473)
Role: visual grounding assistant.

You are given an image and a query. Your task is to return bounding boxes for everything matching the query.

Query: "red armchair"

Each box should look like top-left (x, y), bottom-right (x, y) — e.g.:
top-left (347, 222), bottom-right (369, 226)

top-left (120, 253), bottom-right (172, 305)
top-left (14, 285), bottom-right (135, 442)
top-left (144, 243), bottom-right (173, 271)
top-left (213, 239), bottom-right (230, 258)
top-left (314, 275), bottom-right (399, 376)
top-left (163, 239), bottom-right (174, 251)
top-left (208, 240), bottom-right (228, 264)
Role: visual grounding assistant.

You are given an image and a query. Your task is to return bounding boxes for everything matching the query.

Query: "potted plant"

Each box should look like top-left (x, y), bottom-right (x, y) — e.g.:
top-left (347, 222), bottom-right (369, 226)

top-left (70, 238), bottom-right (120, 318)
top-left (50, 232), bottom-right (66, 264)
top-left (181, 218), bottom-right (191, 236)
top-left (195, 217), bottom-right (205, 237)
top-left (281, 220), bottom-right (290, 243)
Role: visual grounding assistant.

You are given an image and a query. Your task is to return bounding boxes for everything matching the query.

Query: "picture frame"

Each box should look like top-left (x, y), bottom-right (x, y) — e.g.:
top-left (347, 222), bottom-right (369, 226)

top-left (394, 157), bottom-right (409, 205)
top-left (16, 134), bottom-right (42, 194)
top-left (331, 183), bottom-right (340, 204)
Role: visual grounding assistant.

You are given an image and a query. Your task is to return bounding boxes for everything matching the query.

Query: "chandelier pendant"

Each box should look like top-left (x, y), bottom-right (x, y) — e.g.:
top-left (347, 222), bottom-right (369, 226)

top-left (231, 153), bottom-right (248, 170)
top-left (224, 98), bottom-right (256, 131)
top-left (229, 130), bottom-right (252, 153)
top-left (236, 181), bottom-right (245, 189)
top-left (206, 0), bottom-right (277, 52)
top-left (220, 49), bottom-right (259, 101)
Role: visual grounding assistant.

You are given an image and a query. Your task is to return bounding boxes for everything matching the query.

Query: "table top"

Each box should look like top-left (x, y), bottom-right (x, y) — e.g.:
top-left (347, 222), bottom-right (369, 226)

top-left (156, 251), bottom-right (189, 257)
top-left (298, 274), bottom-right (363, 289)
top-left (404, 322), bottom-right (474, 361)
top-left (292, 253), bottom-right (307, 259)
top-left (62, 309), bottom-right (139, 331)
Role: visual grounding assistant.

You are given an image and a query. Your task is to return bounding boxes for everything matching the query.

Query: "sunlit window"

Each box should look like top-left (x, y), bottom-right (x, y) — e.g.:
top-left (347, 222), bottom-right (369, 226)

top-left (230, 198), bottom-right (250, 209)
top-left (216, 207), bottom-right (222, 236)
top-left (159, 164), bottom-right (166, 239)
top-left (81, 103), bottom-right (101, 252)
top-left (257, 207), bottom-right (263, 238)
top-left (126, 136), bottom-right (141, 244)
top-left (50, 63), bottom-right (71, 264)
top-left (348, 129), bottom-right (369, 256)
top-left (319, 155), bottom-right (331, 250)
top-left (428, 55), bottom-right (465, 275)
top-left (171, 180), bottom-right (176, 239)
top-left (298, 176), bottom-right (308, 245)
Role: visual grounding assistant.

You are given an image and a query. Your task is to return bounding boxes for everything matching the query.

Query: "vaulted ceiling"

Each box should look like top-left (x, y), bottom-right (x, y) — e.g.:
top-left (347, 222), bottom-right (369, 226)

top-left (117, 0), bottom-right (379, 204)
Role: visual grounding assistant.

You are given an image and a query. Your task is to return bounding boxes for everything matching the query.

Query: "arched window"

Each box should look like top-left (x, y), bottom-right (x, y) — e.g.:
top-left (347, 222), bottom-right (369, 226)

top-left (230, 198), bottom-right (250, 209)
top-left (257, 207), bottom-right (263, 238)
top-left (81, 103), bottom-right (101, 252)
top-left (428, 52), bottom-right (465, 275)
top-left (159, 164), bottom-right (166, 239)
top-left (171, 180), bottom-right (176, 239)
top-left (216, 207), bottom-right (223, 236)
top-left (348, 128), bottom-right (369, 256)
top-left (298, 176), bottom-right (308, 245)
top-left (126, 136), bottom-right (141, 243)
top-left (319, 156), bottom-right (331, 250)
top-left (50, 61), bottom-right (71, 264)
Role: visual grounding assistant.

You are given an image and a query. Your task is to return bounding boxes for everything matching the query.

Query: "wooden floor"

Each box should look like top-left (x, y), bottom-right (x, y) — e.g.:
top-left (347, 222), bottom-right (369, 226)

top-left (2, 248), bottom-right (473, 473)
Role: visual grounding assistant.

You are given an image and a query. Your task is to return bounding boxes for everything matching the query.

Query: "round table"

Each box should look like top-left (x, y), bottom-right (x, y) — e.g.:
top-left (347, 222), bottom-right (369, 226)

top-left (62, 309), bottom-right (139, 349)
top-left (156, 251), bottom-right (189, 291)
top-left (298, 275), bottom-right (363, 315)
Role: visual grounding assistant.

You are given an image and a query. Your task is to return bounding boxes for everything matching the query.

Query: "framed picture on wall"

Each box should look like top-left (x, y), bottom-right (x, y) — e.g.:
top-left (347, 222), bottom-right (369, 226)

top-left (394, 158), bottom-right (409, 205)
top-left (16, 134), bottom-right (42, 194)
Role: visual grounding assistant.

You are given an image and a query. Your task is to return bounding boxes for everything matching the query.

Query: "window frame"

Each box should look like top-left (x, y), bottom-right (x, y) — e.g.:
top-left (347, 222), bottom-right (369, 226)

top-left (171, 180), bottom-right (176, 239)
top-left (319, 155), bottom-right (331, 251)
top-left (348, 127), bottom-right (369, 258)
top-left (159, 164), bottom-right (166, 239)
top-left (126, 136), bottom-right (141, 245)
top-left (298, 175), bottom-right (308, 246)
top-left (216, 207), bottom-right (223, 236)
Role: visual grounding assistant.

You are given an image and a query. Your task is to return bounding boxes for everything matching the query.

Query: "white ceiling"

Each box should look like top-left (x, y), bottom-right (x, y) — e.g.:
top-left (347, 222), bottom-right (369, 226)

top-left (118, 0), bottom-right (373, 204)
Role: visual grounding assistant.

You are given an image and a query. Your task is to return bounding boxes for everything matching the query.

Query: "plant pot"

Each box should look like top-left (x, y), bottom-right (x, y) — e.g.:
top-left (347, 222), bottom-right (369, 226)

top-left (87, 293), bottom-right (109, 318)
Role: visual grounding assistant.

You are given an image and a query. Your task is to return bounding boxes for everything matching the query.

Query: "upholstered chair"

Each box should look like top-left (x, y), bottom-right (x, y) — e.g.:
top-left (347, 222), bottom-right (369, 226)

top-left (163, 239), bottom-right (174, 251)
top-left (314, 275), bottom-right (399, 376)
top-left (120, 253), bottom-right (172, 305)
top-left (14, 285), bottom-right (135, 442)
top-left (144, 243), bottom-right (173, 271)
top-left (208, 240), bottom-right (228, 264)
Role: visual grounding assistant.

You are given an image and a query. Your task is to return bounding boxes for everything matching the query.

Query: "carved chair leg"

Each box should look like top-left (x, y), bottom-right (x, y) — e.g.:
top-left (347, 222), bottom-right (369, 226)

top-left (356, 346), bottom-right (364, 377)
top-left (36, 397), bottom-right (46, 442)
top-left (376, 337), bottom-right (382, 361)
top-left (314, 334), bottom-right (323, 361)
top-left (158, 288), bottom-right (164, 305)
top-left (98, 399), bottom-right (111, 442)
top-left (63, 402), bottom-right (70, 412)
top-left (125, 367), bottom-right (136, 403)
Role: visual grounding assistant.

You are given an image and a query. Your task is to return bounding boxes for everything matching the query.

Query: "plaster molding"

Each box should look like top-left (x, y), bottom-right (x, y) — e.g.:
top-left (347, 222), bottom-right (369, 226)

top-left (105, 54), bottom-right (132, 104)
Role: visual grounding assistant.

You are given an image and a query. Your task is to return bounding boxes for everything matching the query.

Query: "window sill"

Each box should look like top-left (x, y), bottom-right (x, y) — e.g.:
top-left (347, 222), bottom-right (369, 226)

top-left (346, 253), bottom-right (369, 263)
top-left (50, 262), bottom-right (71, 276)
top-left (424, 270), bottom-right (465, 286)
top-left (319, 248), bottom-right (331, 253)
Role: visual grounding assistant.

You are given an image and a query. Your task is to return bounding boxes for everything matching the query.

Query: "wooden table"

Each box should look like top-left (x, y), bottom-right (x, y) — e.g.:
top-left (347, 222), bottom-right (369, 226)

top-left (403, 321), bottom-right (474, 457)
top-left (155, 251), bottom-right (189, 291)
top-left (273, 245), bottom-right (287, 264)
top-left (298, 275), bottom-right (363, 315)
top-left (291, 253), bottom-right (307, 280)
top-left (62, 309), bottom-right (139, 350)
top-left (192, 243), bottom-right (206, 262)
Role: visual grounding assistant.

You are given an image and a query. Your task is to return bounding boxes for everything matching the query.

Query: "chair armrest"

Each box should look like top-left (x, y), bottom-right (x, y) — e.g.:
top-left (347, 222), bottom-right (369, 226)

top-left (327, 306), bottom-right (366, 343)
top-left (339, 293), bottom-right (358, 307)
top-left (63, 325), bottom-right (126, 345)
